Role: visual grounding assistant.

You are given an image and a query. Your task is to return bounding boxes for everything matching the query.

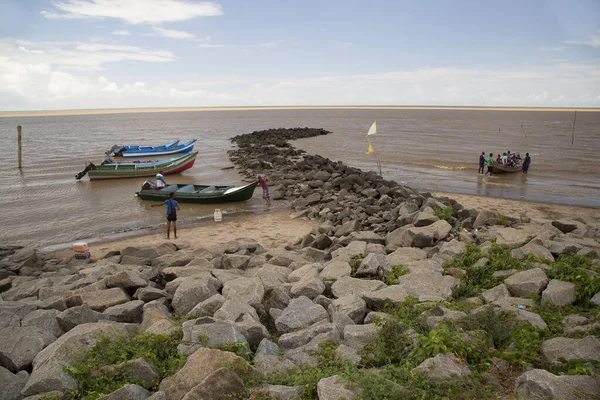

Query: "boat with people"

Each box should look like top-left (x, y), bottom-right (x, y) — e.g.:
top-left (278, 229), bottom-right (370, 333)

top-left (135, 180), bottom-right (258, 204)
top-left (75, 151), bottom-right (198, 180)
top-left (106, 139), bottom-right (197, 158)
top-left (492, 151), bottom-right (523, 173)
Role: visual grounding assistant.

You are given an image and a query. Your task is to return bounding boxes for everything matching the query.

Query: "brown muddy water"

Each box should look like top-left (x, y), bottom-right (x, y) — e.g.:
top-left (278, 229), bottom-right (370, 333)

top-left (0, 108), bottom-right (598, 248)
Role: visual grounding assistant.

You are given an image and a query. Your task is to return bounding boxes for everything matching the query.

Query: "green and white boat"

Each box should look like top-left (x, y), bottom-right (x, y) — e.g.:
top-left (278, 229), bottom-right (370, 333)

top-left (135, 181), bottom-right (258, 204)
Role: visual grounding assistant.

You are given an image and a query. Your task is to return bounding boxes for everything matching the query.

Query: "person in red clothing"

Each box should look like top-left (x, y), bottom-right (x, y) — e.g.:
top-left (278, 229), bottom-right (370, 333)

top-left (256, 174), bottom-right (271, 205)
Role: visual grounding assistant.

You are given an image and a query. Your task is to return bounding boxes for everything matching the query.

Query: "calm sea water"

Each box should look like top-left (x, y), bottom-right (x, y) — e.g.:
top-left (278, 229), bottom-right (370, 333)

top-left (0, 108), bottom-right (598, 248)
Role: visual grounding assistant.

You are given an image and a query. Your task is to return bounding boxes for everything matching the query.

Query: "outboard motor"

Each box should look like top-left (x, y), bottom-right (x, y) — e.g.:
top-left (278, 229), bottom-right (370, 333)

top-left (75, 162), bottom-right (96, 180)
top-left (142, 180), bottom-right (157, 190)
top-left (105, 145), bottom-right (118, 156)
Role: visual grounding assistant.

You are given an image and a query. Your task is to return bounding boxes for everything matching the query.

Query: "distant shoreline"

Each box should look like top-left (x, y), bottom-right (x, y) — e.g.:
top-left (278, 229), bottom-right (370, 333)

top-left (1, 105), bottom-right (598, 118)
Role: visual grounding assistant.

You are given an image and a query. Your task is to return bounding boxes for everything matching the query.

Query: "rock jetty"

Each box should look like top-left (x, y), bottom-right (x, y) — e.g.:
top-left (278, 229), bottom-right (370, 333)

top-left (1, 127), bottom-right (599, 399)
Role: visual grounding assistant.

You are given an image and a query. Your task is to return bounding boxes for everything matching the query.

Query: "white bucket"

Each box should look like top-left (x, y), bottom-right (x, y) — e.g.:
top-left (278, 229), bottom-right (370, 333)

top-left (214, 208), bottom-right (222, 222)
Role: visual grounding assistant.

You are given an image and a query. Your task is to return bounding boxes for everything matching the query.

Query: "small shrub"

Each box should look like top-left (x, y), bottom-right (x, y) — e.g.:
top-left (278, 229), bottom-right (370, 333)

top-left (348, 256), bottom-right (363, 275)
top-left (433, 206), bottom-right (454, 222)
top-left (383, 265), bottom-right (410, 285)
top-left (212, 342), bottom-right (254, 363)
top-left (66, 331), bottom-right (186, 399)
top-left (547, 254), bottom-right (600, 305)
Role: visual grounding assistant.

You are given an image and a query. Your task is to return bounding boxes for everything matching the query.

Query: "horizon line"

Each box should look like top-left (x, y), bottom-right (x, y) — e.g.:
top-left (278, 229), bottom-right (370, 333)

top-left (1, 104), bottom-right (598, 118)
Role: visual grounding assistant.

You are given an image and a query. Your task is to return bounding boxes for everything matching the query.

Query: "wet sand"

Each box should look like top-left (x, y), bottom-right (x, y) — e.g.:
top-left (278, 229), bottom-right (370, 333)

top-left (49, 194), bottom-right (598, 260)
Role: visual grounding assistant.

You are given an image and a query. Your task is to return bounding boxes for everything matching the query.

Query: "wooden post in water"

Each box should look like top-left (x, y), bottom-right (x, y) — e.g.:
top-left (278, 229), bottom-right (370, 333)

top-left (17, 125), bottom-right (22, 169)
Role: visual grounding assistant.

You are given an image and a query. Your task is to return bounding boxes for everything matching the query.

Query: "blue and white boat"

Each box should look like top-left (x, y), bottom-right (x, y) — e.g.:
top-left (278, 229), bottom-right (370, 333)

top-left (106, 139), bottom-right (197, 158)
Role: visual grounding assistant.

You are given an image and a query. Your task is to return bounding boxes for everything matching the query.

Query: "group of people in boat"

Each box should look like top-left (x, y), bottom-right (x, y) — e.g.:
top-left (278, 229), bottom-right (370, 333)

top-left (479, 151), bottom-right (531, 175)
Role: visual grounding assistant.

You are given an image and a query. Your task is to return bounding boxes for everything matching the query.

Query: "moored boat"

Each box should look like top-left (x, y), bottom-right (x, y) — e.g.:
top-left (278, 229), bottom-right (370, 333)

top-left (106, 139), bottom-right (197, 158)
top-left (136, 181), bottom-right (258, 204)
top-left (75, 151), bottom-right (198, 180)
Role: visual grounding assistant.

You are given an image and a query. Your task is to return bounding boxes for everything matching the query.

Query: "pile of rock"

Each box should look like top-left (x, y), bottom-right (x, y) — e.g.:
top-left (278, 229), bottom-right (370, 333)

top-left (0, 127), bottom-right (599, 400)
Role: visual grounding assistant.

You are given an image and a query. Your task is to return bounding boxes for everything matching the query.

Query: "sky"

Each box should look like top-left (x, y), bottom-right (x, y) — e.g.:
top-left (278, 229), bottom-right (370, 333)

top-left (0, 0), bottom-right (599, 111)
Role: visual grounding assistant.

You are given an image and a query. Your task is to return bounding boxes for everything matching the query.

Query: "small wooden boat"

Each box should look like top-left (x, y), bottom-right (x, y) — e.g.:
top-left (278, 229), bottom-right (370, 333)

top-left (75, 151), bottom-right (198, 180)
top-left (136, 181), bottom-right (258, 204)
top-left (492, 161), bottom-right (523, 174)
top-left (106, 139), bottom-right (197, 158)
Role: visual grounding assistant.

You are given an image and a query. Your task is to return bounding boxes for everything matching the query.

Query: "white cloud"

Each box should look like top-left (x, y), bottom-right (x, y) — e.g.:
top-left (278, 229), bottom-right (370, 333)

top-left (259, 42), bottom-right (278, 49)
top-left (1, 51), bottom-right (599, 110)
top-left (565, 30), bottom-right (600, 49)
top-left (41, 0), bottom-right (223, 24)
top-left (198, 44), bottom-right (225, 48)
top-left (111, 30), bottom-right (130, 35)
top-left (0, 38), bottom-right (175, 72)
top-left (151, 27), bottom-right (195, 39)
top-left (339, 42), bottom-right (353, 48)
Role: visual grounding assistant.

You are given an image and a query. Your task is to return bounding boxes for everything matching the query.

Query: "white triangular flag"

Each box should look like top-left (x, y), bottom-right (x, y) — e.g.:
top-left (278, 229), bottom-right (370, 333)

top-left (366, 121), bottom-right (377, 136)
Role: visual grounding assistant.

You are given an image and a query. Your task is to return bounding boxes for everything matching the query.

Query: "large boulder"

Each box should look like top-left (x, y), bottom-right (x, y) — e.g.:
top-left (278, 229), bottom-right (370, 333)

top-left (319, 260), bottom-right (352, 281)
top-left (22, 322), bottom-right (136, 397)
top-left (317, 375), bottom-right (358, 400)
top-left (0, 365), bottom-right (26, 400)
top-left (0, 326), bottom-right (55, 372)
top-left (182, 317), bottom-right (246, 347)
top-left (473, 210), bottom-right (497, 229)
top-left (493, 227), bottom-right (531, 247)
top-left (222, 277), bottom-right (265, 309)
top-left (515, 369), bottom-right (600, 400)
top-left (330, 276), bottom-right (386, 298)
top-left (274, 296), bottom-right (328, 334)
top-left (181, 367), bottom-right (247, 400)
top-left (103, 300), bottom-right (144, 323)
top-left (510, 243), bottom-right (554, 263)
top-left (159, 348), bottom-right (252, 400)
top-left (22, 309), bottom-right (64, 339)
top-left (355, 253), bottom-right (391, 278)
top-left (97, 384), bottom-right (150, 400)
top-left (104, 271), bottom-right (148, 290)
top-left (541, 336), bottom-right (600, 366)
top-left (343, 324), bottom-right (380, 351)
top-left (290, 277), bottom-right (325, 299)
top-left (504, 268), bottom-right (549, 297)
top-left (413, 353), bottom-right (472, 379)
top-left (386, 247), bottom-right (427, 267)
top-left (385, 221), bottom-right (452, 250)
top-left (541, 279), bottom-right (576, 306)
top-left (76, 288), bottom-right (131, 312)
top-left (57, 305), bottom-right (105, 332)
top-left (172, 273), bottom-right (221, 315)
top-left (328, 295), bottom-right (367, 324)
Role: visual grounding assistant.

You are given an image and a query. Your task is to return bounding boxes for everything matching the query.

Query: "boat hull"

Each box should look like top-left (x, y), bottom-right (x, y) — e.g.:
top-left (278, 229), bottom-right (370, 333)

top-left (111, 139), bottom-right (197, 158)
top-left (136, 181), bottom-right (258, 204)
top-left (86, 151), bottom-right (197, 180)
top-left (492, 162), bottom-right (523, 174)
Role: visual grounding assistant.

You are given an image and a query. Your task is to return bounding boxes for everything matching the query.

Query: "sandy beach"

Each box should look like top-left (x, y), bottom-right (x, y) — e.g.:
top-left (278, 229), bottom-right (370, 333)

top-left (56, 192), bottom-right (599, 261)
top-left (2, 105), bottom-right (599, 118)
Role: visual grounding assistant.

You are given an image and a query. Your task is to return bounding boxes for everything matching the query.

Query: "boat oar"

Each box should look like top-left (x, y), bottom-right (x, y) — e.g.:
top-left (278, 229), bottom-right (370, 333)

top-left (571, 110), bottom-right (577, 145)
top-left (521, 122), bottom-right (527, 138)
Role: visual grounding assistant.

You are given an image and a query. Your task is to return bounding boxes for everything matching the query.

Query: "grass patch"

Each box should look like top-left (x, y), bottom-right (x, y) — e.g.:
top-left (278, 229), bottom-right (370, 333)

top-left (547, 254), bottom-right (600, 305)
top-left (348, 255), bottom-right (363, 275)
top-left (433, 206), bottom-right (455, 222)
top-left (65, 331), bottom-right (186, 400)
top-left (383, 265), bottom-right (410, 285)
top-left (444, 243), bottom-right (541, 298)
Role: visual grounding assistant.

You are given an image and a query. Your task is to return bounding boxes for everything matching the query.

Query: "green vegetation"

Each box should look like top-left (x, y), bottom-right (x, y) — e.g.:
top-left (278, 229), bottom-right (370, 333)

top-left (348, 255), bottom-right (363, 275)
top-left (65, 331), bottom-right (186, 400)
top-left (211, 341), bottom-right (254, 363)
top-left (433, 206), bottom-right (455, 222)
top-left (547, 254), bottom-right (600, 305)
top-left (444, 243), bottom-right (544, 298)
top-left (383, 265), bottom-right (410, 285)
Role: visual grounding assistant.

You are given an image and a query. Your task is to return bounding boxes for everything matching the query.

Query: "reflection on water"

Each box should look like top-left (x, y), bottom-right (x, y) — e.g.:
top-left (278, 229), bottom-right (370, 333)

top-left (1, 108), bottom-right (599, 247)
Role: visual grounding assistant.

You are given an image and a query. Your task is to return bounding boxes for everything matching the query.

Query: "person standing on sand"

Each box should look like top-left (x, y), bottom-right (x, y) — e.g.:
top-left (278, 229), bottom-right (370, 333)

top-left (522, 153), bottom-right (531, 174)
top-left (151, 192), bottom-right (180, 239)
top-left (478, 151), bottom-right (485, 174)
top-left (256, 174), bottom-right (271, 205)
top-left (485, 153), bottom-right (494, 176)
